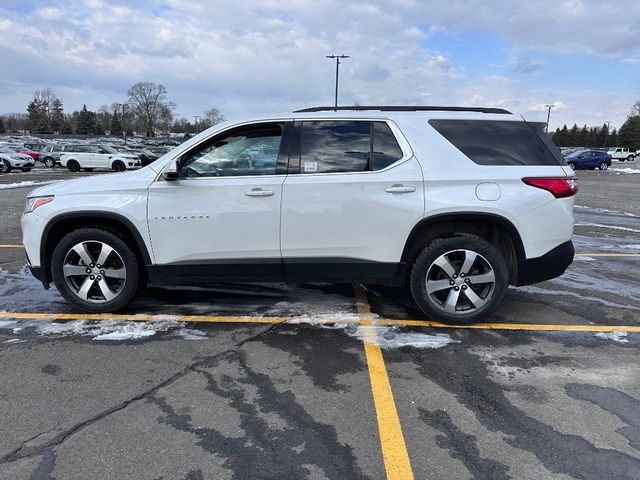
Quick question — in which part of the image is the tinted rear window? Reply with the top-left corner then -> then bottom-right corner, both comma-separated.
429,119 -> 562,166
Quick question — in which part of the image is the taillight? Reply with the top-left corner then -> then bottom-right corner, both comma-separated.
522,177 -> 578,198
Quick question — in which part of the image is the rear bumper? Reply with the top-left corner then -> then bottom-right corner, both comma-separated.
516,240 -> 574,286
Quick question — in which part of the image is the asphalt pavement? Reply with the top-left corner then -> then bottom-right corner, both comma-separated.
0,163 -> 639,479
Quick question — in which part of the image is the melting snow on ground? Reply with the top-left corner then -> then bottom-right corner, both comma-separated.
610,168 -> 640,174
0,180 -> 61,190
594,331 -> 628,343
346,324 -> 460,349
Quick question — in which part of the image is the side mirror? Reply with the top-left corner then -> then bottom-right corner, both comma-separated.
163,160 -> 181,181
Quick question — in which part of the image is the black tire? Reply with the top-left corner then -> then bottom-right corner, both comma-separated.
112,161 -> 126,172
3,160 -> 11,173
44,157 -> 56,168
409,234 -> 509,324
51,228 -> 140,313
627,155 -> 634,162
598,162 -> 609,170
22,168 -> 31,172
67,160 -> 80,172
567,162 -> 576,170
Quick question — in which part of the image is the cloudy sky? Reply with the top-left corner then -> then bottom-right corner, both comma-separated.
1,0 -> 638,129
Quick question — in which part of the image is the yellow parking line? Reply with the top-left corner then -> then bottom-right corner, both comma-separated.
355,286 -> 414,480
1,310 -> 639,333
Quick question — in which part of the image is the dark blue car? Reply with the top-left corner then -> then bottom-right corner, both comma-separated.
565,150 -> 612,170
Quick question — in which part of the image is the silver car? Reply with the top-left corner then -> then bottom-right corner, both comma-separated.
39,144 -> 82,168
0,146 -> 35,172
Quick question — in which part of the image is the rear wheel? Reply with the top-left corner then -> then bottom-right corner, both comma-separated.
629,155 -> 635,162
3,160 -> 11,173
44,157 -> 56,168
112,161 -> 126,172
598,162 -> 609,170
67,160 -> 80,172
51,228 -> 140,312
410,234 -> 509,324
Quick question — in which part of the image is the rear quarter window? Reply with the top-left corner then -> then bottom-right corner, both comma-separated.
429,119 -> 563,166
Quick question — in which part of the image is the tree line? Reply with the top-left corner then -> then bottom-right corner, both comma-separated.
0,82 -> 225,138
551,100 -> 640,149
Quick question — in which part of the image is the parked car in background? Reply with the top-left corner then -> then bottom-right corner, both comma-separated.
565,150 -> 612,170
39,144 -> 86,167
607,147 -> 636,162
0,145 -> 35,172
60,144 -> 141,172
9,145 -> 40,161
110,145 -> 159,166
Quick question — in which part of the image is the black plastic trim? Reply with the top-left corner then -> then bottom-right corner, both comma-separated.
401,212 -> 526,261
516,240 -> 574,286
148,258 -> 406,286
294,106 -> 512,114
40,211 -> 153,283
28,266 -> 50,290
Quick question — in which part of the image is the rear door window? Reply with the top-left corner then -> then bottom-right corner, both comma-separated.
295,120 -> 404,173
429,119 -> 562,166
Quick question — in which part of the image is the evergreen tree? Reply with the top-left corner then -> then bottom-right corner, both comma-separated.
36,116 -> 53,134
596,123 -> 609,147
110,111 -> 123,136
61,120 -> 74,134
26,99 -> 45,133
617,116 -> 640,149
0,117 -> 5,134
567,124 -> 579,146
76,105 -> 96,135
578,125 -> 589,146
609,128 -> 618,147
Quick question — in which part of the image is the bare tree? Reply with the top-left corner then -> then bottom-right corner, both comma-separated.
127,82 -> 175,137
202,108 -> 225,128
631,100 -> 640,117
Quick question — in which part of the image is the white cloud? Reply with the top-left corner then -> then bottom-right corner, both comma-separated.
0,0 -> 637,130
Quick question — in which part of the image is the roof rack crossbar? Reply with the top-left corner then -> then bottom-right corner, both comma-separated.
294,105 -> 512,114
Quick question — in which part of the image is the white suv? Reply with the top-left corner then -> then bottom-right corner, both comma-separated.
60,144 -> 141,172
606,147 -> 636,162
21,106 -> 577,323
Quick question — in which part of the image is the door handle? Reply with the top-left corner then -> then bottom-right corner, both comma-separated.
385,184 -> 416,194
245,188 -> 275,197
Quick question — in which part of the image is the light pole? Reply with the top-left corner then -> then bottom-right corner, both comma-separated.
544,104 -> 556,132
326,54 -> 349,111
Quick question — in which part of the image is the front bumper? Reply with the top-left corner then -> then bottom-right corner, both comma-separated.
516,240 -> 574,286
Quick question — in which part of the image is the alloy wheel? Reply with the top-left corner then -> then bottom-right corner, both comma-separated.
425,249 -> 496,315
62,241 -> 127,303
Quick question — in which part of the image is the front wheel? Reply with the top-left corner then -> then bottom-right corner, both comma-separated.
3,160 -> 11,173
629,155 -> 635,162
51,228 -> 140,312
44,157 -> 56,168
410,234 -> 509,324
112,161 -> 126,172
598,162 -> 609,170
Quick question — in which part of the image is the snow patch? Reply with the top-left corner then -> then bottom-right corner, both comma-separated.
0,180 -> 61,190
575,223 -> 640,233
610,168 -> 640,174
594,331 -> 628,343
176,328 -> 208,340
346,325 -> 459,349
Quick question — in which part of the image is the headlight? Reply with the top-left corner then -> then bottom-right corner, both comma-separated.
24,196 -> 54,214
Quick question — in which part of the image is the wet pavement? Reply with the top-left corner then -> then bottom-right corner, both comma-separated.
0,164 -> 639,479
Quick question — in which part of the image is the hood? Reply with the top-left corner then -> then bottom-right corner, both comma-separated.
27,166 -> 158,198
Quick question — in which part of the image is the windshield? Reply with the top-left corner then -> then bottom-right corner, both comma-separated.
566,151 -> 584,158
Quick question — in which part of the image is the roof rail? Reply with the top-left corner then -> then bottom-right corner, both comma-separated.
294,105 -> 512,114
